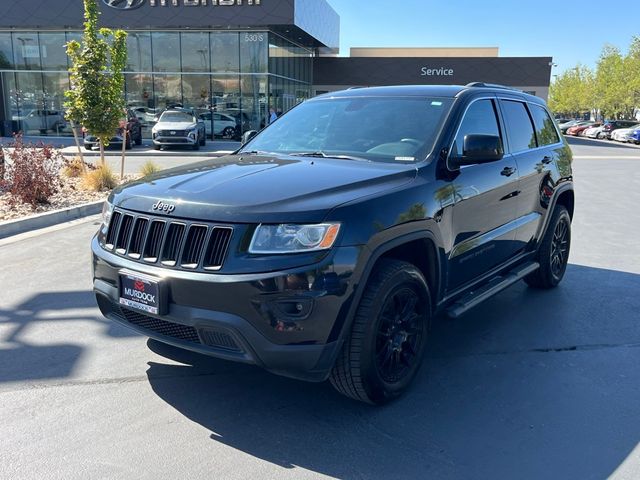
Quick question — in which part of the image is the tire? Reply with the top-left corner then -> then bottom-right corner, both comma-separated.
153,144 -> 161,151
84,145 -> 93,151
192,141 -> 200,151
200,134 -> 206,146
135,131 -> 143,146
125,137 -> 132,150
330,259 -> 431,404
525,205 -> 571,289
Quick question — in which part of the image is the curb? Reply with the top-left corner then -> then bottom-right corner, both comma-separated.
0,200 -> 104,240
59,149 -> 235,158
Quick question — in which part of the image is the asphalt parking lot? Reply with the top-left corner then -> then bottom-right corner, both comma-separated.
1,136 -> 639,479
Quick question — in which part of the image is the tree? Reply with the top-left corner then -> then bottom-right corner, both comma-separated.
548,64 -> 594,116
65,0 -> 127,166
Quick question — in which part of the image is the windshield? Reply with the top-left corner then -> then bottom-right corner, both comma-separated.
242,96 -> 453,163
159,111 -> 195,123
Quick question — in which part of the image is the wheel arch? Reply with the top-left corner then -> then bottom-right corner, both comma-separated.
328,229 -> 443,346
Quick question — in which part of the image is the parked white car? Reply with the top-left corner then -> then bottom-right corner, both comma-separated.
198,112 -> 237,139
611,125 -> 640,142
584,125 -> 605,139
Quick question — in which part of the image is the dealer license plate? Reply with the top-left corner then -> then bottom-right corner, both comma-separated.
119,272 -> 161,315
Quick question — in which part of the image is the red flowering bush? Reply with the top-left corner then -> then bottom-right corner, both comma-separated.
1,134 -> 63,208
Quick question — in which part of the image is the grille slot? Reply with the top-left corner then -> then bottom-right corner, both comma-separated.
204,227 -> 233,270
128,218 -> 149,259
115,214 -> 134,254
143,220 -> 166,262
181,225 -> 208,268
118,307 -> 200,344
161,223 -> 186,266
103,209 -> 234,271
105,211 -> 122,249
199,329 -> 242,352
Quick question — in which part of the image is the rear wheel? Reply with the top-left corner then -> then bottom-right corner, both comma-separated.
330,259 -> 431,404
192,141 -> 200,151
525,205 -> 571,289
222,127 -> 235,139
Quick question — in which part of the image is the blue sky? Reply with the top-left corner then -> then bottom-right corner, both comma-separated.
326,0 -> 638,74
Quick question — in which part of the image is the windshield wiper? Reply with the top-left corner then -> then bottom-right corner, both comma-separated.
291,151 -> 371,162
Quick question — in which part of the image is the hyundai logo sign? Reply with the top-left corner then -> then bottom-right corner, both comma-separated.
103,0 -> 262,8
102,0 -> 145,10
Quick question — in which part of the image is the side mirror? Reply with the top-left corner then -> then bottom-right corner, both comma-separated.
452,134 -> 504,168
241,130 -> 258,146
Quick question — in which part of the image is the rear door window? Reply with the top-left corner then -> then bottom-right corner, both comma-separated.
529,104 -> 560,146
500,100 -> 537,152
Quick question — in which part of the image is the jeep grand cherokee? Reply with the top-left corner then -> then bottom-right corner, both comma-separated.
92,84 -> 574,404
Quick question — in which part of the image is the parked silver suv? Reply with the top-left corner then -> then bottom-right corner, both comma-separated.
152,109 -> 206,150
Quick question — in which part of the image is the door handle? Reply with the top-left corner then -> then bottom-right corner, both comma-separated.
542,156 -> 553,165
501,166 -> 516,177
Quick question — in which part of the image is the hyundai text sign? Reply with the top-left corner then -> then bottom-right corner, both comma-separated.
421,67 -> 454,77
102,0 -> 261,8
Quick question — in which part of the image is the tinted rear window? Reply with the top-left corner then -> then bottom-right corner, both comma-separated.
529,104 -> 560,146
500,100 -> 536,152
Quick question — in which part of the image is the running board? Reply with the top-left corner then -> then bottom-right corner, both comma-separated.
446,261 -> 540,319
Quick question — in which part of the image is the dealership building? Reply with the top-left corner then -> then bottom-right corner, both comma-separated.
0,0 -> 552,139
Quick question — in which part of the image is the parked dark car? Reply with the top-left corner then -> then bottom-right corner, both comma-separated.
602,120 -> 639,139
84,109 -> 143,151
92,84 -> 574,404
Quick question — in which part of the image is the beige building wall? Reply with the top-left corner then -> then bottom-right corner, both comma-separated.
349,47 -> 500,58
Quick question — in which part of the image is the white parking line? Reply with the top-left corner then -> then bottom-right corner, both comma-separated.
573,156 -> 640,159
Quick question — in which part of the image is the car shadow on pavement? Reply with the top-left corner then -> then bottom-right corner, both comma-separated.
145,264 -> 640,479
0,290 -> 138,383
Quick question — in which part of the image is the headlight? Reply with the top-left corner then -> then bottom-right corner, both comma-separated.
249,223 -> 341,254
101,200 -> 114,228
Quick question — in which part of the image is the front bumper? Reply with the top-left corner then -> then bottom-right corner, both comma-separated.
92,236 -> 360,381
152,133 -> 197,146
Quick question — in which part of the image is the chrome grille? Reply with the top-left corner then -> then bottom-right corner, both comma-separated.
104,209 -> 233,271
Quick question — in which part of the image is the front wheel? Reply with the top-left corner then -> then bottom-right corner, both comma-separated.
525,205 -> 571,289
330,259 -> 431,404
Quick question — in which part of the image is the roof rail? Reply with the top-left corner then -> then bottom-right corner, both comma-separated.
465,82 -> 522,92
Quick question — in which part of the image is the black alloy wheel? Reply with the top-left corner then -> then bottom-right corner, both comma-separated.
375,286 -> 424,383
550,217 -> 570,280
330,259 -> 431,404
525,205 -> 571,289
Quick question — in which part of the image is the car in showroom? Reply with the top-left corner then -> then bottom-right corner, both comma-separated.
92,84 -> 574,404
84,109 -> 143,151
12,109 -> 67,135
198,111 -> 238,139
151,109 -> 206,150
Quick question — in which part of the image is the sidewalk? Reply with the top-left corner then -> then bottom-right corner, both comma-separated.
1,135 -> 240,157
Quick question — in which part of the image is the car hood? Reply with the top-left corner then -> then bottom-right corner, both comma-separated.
153,122 -> 197,130
111,154 -> 418,223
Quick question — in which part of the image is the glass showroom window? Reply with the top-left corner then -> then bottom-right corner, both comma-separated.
181,32 -> 210,73
153,74 -> 182,109
151,32 -> 180,73
126,32 -> 152,72
14,72 -> 44,133
39,32 -> 68,71
211,32 -> 239,73
42,72 -> 71,136
1,72 -> 18,122
241,74 -> 267,132
212,75 -> 240,138
0,33 -> 13,69
240,32 -> 267,74
125,73 -> 154,137
12,33 -> 40,70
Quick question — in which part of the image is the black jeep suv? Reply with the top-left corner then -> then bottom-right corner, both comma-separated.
92,84 -> 574,404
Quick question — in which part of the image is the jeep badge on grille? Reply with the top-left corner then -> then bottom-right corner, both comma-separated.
152,201 -> 176,214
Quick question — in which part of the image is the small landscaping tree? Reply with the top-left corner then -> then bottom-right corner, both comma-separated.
65,0 -> 127,167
